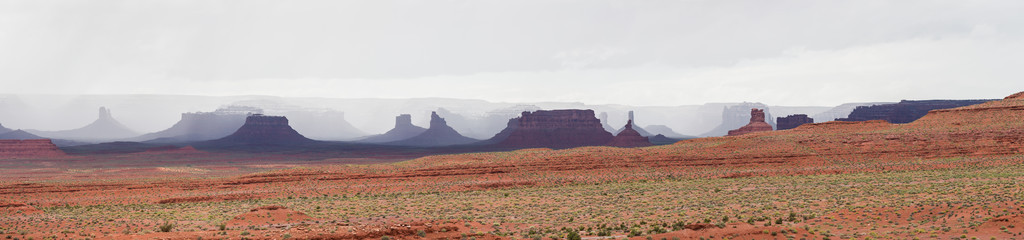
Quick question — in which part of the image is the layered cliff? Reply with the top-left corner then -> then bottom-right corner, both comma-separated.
837,100 -> 993,124
607,120 -> 653,147
359,114 -> 428,143
0,139 -> 65,158
490,109 -> 614,148
776,114 -> 815,130
727,108 -> 774,136
387,112 -> 477,147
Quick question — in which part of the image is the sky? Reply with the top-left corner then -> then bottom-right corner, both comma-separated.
1,0 -> 1023,106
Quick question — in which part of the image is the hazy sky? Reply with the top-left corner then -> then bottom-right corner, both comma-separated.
2,0 -> 1023,106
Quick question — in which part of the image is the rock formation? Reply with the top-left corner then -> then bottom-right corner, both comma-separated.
811,102 -> 891,123
607,120 -> 653,147
776,114 -> 815,130
212,114 -> 313,144
489,109 -> 614,148
837,100 -> 994,124
132,106 -> 260,143
359,114 -> 428,143
27,107 -> 139,142
0,139 -> 65,158
614,111 -> 653,137
727,108 -> 774,136
701,103 -> 775,137
387,112 -> 478,147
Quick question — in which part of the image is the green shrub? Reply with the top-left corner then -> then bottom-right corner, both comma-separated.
158,223 -> 173,232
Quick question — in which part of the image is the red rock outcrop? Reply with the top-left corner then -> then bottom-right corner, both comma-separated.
727,108 -> 774,136
0,139 -> 65,158
213,114 -> 313,144
491,109 -> 614,148
607,120 -> 653,147
776,114 -> 815,130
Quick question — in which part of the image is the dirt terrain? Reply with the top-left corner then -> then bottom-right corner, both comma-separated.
2,92 -> 1024,239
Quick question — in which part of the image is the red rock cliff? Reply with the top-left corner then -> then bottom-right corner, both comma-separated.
494,109 -> 613,148
0,139 -> 65,158
727,108 -> 774,136
776,114 -> 815,130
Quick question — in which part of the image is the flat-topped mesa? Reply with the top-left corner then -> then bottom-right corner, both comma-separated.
837,99 -> 994,124
0,139 -> 65,158
608,120 -> 653,147
214,114 -> 312,144
359,114 -> 428,143
727,108 -> 774,136
133,107 -> 260,142
386,112 -> 477,147
492,109 -> 614,148
777,114 -> 815,130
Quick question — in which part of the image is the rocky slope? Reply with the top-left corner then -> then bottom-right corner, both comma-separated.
607,120 -> 653,147
359,114 -> 428,143
490,109 -> 614,148
387,112 -> 478,147
727,108 -> 774,136
837,100 -> 993,124
776,114 -> 815,130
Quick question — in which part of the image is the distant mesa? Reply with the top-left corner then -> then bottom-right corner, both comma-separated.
726,108 -> 774,136
776,114 -> 815,130
26,107 -> 139,142
607,120 -> 653,147
614,111 -> 653,137
489,109 -> 614,149
284,109 -> 365,141
643,125 -> 691,139
359,114 -> 428,143
811,102 -> 891,123
211,114 -> 313,144
0,122 -> 11,135
598,112 -> 617,133
0,139 -> 65,158
837,99 -> 994,124
648,134 -> 682,145
133,106 -> 261,143
702,103 -> 775,137
386,112 -> 478,147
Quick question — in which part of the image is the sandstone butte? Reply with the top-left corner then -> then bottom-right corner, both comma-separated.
359,114 -> 428,143
492,109 -> 614,148
776,114 -> 815,130
387,111 -> 477,147
726,108 -> 774,136
0,139 -> 65,158
607,120 -> 654,147
213,114 -> 313,144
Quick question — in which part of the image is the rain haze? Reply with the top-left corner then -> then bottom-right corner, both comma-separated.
1,0 -> 1023,135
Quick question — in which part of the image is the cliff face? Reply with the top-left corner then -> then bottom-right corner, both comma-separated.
359,114 -> 428,143
0,139 -> 65,158
387,112 -> 477,147
607,120 -> 653,147
133,107 -> 259,143
776,114 -> 815,130
27,107 -> 139,142
213,115 -> 313,144
492,109 -> 614,148
727,108 -> 774,136
837,100 -> 993,124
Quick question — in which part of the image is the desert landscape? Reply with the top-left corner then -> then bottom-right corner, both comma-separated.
1,92 -> 1023,240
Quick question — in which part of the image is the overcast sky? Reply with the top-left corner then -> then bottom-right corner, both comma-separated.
2,0 -> 1023,106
